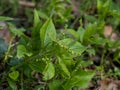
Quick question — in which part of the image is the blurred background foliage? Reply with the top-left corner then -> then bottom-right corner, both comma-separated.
0,0 -> 120,31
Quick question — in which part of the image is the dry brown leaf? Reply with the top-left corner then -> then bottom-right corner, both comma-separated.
0,22 -> 11,43
0,29 -> 11,43
71,0 -> 80,15
104,25 -> 118,41
19,0 -> 35,8
98,78 -> 120,90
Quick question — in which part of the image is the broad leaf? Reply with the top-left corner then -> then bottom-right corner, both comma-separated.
7,78 -> 17,90
29,60 -> 46,73
57,57 -> 70,78
17,45 -> 26,59
40,18 -> 56,47
8,23 -> 24,36
59,38 -> 86,55
63,70 -> 94,89
42,61 -> 55,80
67,29 -> 78,39
9,71 -> 19,81
49,80 -> 63,90
91,37 -> 108,45
83,23 -> 97,42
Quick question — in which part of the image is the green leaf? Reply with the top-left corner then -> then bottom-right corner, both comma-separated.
84,14 -> 97,23
0,16 -> 13,21
77,27 -> 85,43
31,9 -> 42,51
83,23 -> 97,42
63,70 -> 94,89
49,80 -> 63,90
17,45 -> 26,59
34,85 -> 44,90
86,48 -> 95,55
43,61 -> 55,80
91,37 -> 108,45
9,71 -> 19,81
9,57 -> 22,66
67,29 -> 78,39
97,0 -> 102,12
38,10 -> 49,19
109,40 -> 120,48
7,78 -> 17,90
73,70 -> 94,89
57,57 -> 70,78
8,23 -> 24,36
40,18 -> 56,47
59,38 -> 86,55
34,9 -> 40,29
29,60 -> 46,73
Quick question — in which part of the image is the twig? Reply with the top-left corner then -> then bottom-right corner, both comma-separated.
19,0 -> 35,8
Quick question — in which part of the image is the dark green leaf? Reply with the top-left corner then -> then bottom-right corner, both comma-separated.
0,39 -> 8,56
29,60 -> 46,73
7,78 -> 17,90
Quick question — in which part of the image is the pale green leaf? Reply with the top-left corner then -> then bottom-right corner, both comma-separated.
9,71 -> 19,81
17,45 -> 26,59
8,23 -> 24,36
0,16 -> 13,21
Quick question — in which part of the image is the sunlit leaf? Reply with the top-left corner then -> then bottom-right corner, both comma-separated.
17,45 -> 26,59
43,61 -> 55,80
63,70 -> 94,89
9,71 -> 19,80
40,18 -> 56,47
0,16 -> 13,21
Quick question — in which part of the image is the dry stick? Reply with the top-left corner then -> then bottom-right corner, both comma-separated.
19,1 -> 35,8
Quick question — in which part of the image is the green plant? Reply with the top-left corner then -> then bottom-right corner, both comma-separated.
0,10 -> 94,90
0,0 -> 120,90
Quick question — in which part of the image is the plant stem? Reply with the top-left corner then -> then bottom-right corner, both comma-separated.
4,37 -> 14,63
